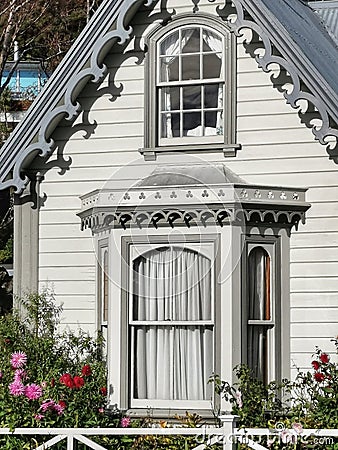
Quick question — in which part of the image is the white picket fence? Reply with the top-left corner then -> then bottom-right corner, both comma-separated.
0,415 -> 337,450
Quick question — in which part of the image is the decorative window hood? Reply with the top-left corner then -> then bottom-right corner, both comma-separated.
77,164 -> 310,232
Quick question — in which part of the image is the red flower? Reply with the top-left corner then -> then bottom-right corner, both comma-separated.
58,400 -> 66,409
81,365 -> 92,377
73,376 -> 85,389
312,360 -> 320,371
4,338 -> 11,345
319,353 -> 330,364
314,372 -> 325,382
60,373 -> 75,389
100,386 -> 107,396
51,378 -> 55,387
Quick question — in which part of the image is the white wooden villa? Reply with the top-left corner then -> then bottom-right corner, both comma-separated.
0,0 -> 337,418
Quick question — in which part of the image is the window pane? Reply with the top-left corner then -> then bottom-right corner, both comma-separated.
133,325 -> 213,400
160,56 -> 179,82
204,112 -> 218,135
247,325 -> 268,383
248,247 -> 271,321
182,28 -> 200,53
161,87 -> 180,111
202,29 -> 222,52
133,247 -> 211,321
161,112 -> 180,138
203,53 -> 222,79
182,55 -> 200,80
183,85 -> 201,110
204,84 -> 222,109
160,30 -> 179,55
184,112 -> 202,136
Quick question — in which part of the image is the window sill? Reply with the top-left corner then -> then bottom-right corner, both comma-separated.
139,143 -> 242,161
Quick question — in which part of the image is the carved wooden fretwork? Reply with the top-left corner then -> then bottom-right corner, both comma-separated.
211,0 -> 338,149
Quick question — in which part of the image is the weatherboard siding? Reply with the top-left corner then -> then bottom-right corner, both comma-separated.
36,0 -> 337,371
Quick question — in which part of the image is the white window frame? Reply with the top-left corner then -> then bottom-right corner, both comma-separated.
123,235 -> 219,411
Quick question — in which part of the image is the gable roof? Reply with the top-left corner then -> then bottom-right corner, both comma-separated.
1,0 -> 338,194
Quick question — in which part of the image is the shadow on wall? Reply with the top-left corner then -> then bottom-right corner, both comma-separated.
0,266 -> 13,314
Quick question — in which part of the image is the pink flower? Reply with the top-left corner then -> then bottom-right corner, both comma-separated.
40,399 -> 64,415
320,353 -> 330,364
292,423 -> 303,435
98,407 -> 104,413
34,414 -> 44,421
234,390 -> 243,408
11,352 -> 27,369
25,383 -> 43,400
120,416 -> 131,428
53,403 -> 65,416
40,399 -> 57,412
9,380 -> 25,396
0,371 -> 3,380
14,369 -> 27,382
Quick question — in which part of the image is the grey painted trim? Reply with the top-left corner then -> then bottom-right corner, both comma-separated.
13,180 -> 40,302
97,238 -> 109,331
0,0 -> 158,194
143,12 -> 238,158
224,0 -> 338,147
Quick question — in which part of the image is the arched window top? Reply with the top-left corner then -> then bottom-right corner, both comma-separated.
132,245 -> 212,263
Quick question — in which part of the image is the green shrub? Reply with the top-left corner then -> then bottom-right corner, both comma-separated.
211,338 -> 338,449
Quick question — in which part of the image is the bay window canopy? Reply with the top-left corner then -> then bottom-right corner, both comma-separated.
78,164 -> 309,232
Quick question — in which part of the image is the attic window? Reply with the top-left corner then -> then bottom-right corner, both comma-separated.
158,26 -> 224,143
141,16 -> 238,160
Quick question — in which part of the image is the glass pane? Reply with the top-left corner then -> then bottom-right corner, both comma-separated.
182,55 -> 200,80
161,87 -> 180,112
133,325 -> 213,400
204,111 -> 219,135
160,30 -> 179,55
133,247 -> 211,321
247,325 -> 268,383
182,28 -> 200,53
160,112 -> 180,138
204,84 -> 221,109
184,112 -> 202,136
160,56 -> 179,82
183,85 -> 201,110
202,29 -> 222,52
203,54 -> 222,79
248,247 -> 271,321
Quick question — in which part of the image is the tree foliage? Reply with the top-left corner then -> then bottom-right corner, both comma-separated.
0,0 -> 102,95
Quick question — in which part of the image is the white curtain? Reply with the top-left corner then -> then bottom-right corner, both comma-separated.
247,247 -> 270,382
161,27 -> 224,138
133,247 -> 212,400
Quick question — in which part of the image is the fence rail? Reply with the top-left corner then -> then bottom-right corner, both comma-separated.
0,416 -> 337,450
